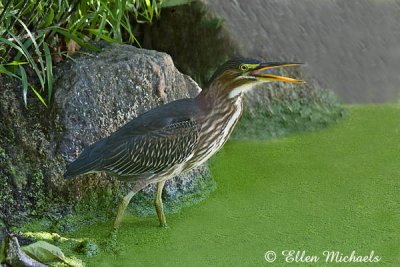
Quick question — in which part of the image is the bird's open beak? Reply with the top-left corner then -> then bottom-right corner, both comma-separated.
250,62 -> 304,83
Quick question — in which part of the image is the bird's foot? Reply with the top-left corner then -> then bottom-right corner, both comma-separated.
113,212 -> 124,230
159,222 -> 168,228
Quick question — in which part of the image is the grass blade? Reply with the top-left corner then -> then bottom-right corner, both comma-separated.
2,61 -> 29,66
121,18 -> 140,46
98,11 -> 107,36
14,31 -> 44,62
4,33 -> 45,87
17,18 -> 46,83
42,42 -> 53,103
0,64 -> 22,79
42,7 -> 55,28
88,29 -> 121,43
30,85 -> 48,107
18,65 -> 28,107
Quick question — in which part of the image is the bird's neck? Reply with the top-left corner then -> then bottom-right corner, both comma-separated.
196,80 -> 244,112
195,82 -> 244,140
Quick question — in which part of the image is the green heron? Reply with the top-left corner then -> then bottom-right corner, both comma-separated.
64,58 -> 303,229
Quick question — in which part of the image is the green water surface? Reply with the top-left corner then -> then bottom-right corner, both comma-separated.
70,105 -> 400,266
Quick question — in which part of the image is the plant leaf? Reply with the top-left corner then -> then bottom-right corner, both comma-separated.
42,42 -> 53,103
43,8 -> 55,28
17,18 -> 46,84
22,241 -> 66,263
30,85 -> 48,107
18,65 -> 29,107
2,61 -> 29,66
49,26 -> 100,51
22,241 -> 82,266
88,29 -> 121,43
0,65 -> 22,79
98,11 -> 107,36
3,33 -> 45,87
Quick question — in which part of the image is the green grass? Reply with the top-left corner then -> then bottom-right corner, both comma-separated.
51,104 -> 400,266
0,0 -> 162,107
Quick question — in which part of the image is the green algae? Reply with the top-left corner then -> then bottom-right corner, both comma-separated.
232,87 -> 345,140
60,104 -> 400,266
12,172 -> 216,235
14,104 -> 400,266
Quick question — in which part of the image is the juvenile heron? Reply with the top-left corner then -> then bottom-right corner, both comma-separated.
64,58 -> 303,229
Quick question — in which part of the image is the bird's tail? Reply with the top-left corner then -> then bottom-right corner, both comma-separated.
64,148 -> 101,179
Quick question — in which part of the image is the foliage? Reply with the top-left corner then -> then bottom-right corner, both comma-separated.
0,0 -> 161,107
22,240 -> 83,266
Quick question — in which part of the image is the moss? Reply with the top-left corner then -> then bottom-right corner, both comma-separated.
0,147 -> 5,159
10,170 -> 216,238
26,170 -> 47,216
47,173 -> 215,233
232,88 -> 346,140
74,240 -> 99,257
8,159 -> 26,189
0,176 -> 15,212
0,124 -> 50,227
0,238 -> 5,264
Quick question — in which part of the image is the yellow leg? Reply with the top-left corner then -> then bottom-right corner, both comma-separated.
113,181 -> 148,229
154,181 -> 167,227
113,191 -> 136,229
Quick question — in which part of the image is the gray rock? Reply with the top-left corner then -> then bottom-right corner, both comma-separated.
53,43 -> 213,213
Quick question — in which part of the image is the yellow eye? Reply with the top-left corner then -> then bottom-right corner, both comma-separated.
239,64 -> 249,71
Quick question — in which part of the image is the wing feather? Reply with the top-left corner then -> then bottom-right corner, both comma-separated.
101,120 -> 200,177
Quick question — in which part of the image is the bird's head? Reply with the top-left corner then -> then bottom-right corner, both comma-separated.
202,58 -> 304,99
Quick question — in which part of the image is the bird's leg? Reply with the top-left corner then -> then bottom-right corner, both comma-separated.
113,181 -> 147,229
113,191 -> 135,229
154,180 -> 167,227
